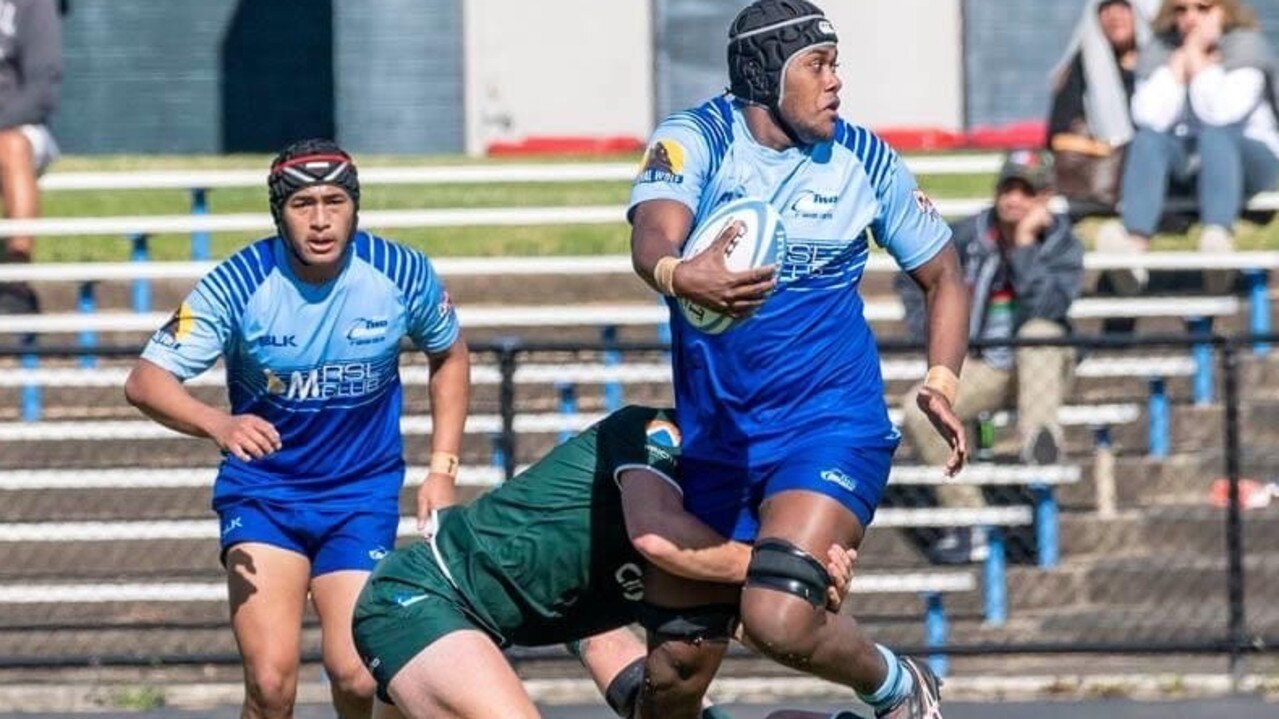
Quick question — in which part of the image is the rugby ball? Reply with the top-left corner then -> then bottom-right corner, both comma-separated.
677,197 -> 786,335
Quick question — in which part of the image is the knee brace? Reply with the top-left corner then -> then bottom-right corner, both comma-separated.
603,656 -> 645,718
636,602 -> 739,644
744,538 -> 831,608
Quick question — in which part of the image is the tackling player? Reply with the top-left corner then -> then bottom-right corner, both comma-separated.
124,139 -> 470,719
628,1 -> 971,717
352,405 -> 854,719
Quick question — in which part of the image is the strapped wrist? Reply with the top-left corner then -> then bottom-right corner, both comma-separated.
923,365 -> 960,406
653,256 -> 680,297
430,451 -> 459,478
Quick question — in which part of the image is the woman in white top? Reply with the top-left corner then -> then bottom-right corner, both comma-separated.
1099,0 -> 1279,293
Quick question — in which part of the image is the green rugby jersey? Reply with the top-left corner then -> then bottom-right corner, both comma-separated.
432,405 -> 681,646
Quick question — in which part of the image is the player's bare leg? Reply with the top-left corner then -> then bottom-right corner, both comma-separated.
0,129 -> 37,261
226,543 -> 310,719
573,627 -> 646,695
370,699 -> 406,719
637,570 -> 738,719
311,570 -> 377,719
386,630 -> 540,719
743,491 -> 941,718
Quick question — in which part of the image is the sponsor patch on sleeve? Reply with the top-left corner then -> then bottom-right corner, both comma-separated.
635,139 -> 687,185
437,290 -> 454,319
151,302 -> 196,348
913,189 -> 941,221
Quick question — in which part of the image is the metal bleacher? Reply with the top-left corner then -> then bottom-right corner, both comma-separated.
1,154 -> 1276,674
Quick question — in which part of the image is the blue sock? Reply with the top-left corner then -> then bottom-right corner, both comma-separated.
856,644 -> 914,714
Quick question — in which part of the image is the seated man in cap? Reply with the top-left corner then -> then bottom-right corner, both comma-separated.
896,151 -> 1085,564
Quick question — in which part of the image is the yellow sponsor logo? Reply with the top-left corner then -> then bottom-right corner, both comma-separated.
153,302 -> 198,347
636,139 -> 687,184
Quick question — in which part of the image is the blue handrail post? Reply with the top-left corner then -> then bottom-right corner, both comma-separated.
923,591 -> 949,678
1188,316 -> 1213,405
131,233 -> 151,312
556,382 -> 577,445
490,433 -> 505,470
983,526 -> 1007,626
1148,377 -> 1169,458
1244,269 -> 1270,356
20,339 -> 40,422
1031,483 -> 1059,568
190,188 -> 210,261
77,282 -> 98,369
601,324 -> 622,412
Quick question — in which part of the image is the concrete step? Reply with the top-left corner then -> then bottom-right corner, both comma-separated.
0,600 -> 232,630
1081,551 -> 1279,608
0,626 -> 321,662
1060,505 -> 1279,559
0,432 -> 569,470
1030,601 -> 1279,644
0,483 -> 493,523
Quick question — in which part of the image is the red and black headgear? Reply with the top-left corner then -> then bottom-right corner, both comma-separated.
267,138 -> 360,236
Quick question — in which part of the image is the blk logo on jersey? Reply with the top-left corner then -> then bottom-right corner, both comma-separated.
258,334 -> 297,348
221,516 -> 243,536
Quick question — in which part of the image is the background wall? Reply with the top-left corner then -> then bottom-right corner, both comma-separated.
463,0 -> 653,155
44,0 -> 1279,154
334,0 -> 464,155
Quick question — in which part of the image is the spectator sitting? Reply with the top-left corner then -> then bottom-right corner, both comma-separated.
897,151 -> 1085,565
0,0 -> 62,317
1097,0 -> 1279,295
1048,0 -> 1153,213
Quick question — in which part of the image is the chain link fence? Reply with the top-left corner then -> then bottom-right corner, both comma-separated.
0,335 -> 1275,670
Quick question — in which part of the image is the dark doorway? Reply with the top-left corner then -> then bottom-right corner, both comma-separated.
221,0 -> 334,152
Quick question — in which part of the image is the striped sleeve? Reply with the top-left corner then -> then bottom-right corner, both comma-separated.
839,122 -> 951,271
139,251 -> 267,379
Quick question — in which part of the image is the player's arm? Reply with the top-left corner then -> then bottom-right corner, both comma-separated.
628,118 -> 773,317
125,284 -> 281,462
421,335 -> 471,517
907,244 -> 968,384
875,156 -> 970,476
904,244 -> 969,476
407,257 -> 471,527
124,360 -> 281,462
618,467 -> 751,584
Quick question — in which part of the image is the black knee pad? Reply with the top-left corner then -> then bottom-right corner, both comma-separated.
636,602 -> 740,644
603,655 -> 645,718
745,538 -> 831,608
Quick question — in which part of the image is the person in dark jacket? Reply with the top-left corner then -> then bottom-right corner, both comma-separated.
896,150 -> 1085,565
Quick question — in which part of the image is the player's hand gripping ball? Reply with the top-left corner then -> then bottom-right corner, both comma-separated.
677,197 -> 787,334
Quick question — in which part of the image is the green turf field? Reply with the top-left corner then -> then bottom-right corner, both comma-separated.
32,154 -> 1279,262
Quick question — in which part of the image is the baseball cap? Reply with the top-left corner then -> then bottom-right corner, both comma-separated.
996,150 -> 1053,194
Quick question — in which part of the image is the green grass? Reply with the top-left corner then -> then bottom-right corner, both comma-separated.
28,155 -> 1279,262
109,685 -> 165,711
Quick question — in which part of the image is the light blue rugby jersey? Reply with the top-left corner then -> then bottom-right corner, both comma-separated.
629,96 -> 951,465
141,231 -> 460,511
